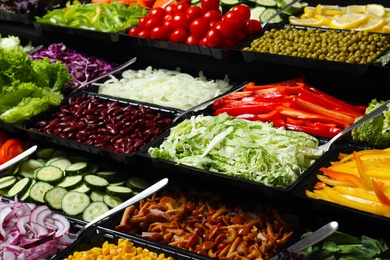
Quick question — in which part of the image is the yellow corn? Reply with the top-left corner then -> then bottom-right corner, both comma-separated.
64,239 -> 175,260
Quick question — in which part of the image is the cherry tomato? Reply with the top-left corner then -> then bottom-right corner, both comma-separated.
138,29 -> 150,38
145,17 -> 162,30
190,18 -> 209,39
206,27 -> 223,48
201,0 -> 220,12
221,39 -> 234,48
128,27 -> 141,36
175,2 -> 191,13
222,10 -> 245,31
171,13 -> 190,30
148,7 -> 166,21
242,19 -> 262,36
186,34 -> 199,45
231,4 -> 251,20
165,4 -> 177,15
170,28 -> 188,43
0,139 -> 24,165
199,37 -> 208,46
214,20 -> 235,40
233,31 -> 246,43
137,17 -> 149,30
203,9 -> 221,22
150,25 -> 170,40
186,6 -> 203,21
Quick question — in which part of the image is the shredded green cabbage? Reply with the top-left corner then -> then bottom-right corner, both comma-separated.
148,113 -> 324,188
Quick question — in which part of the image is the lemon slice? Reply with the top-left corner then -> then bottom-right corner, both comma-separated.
346,5 -> 366,14
355,17 -> 386,32
366,4 -> 385,17
330,13 -> 368,29
316,4 -> 346,15
314,13 -> 333,25
304,6 -> 317,17
289,16 -> 323,27
382,22 -> 390,33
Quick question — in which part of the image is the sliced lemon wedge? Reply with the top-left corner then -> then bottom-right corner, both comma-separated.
355,17 -> 386,32
366,4 -> 385,17
314,13 -> 333,26
316,4 -> 346,15
289,16 -> 323,27
330,13 -> 368,29
346,5 -> 366,13
382,22 -> 390,33
304,6 -> 317,17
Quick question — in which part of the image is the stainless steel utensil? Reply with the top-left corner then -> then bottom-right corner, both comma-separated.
261,0 -> 301,29
0,145 -> 37,172
270,221 -> 339,260
318,99 -> 390,152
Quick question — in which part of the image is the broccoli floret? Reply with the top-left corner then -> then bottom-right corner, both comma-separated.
351,99 -> 390,149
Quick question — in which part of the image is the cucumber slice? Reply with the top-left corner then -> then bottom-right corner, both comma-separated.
256,0 -> 277,7
250,6 -> 266,20
20,179 -> 36,202
65,162 -> 89,176
44,186 -> 68,210
106,185 -> 133,199
71,183 -> 91,194
7,177 -> 32,198
0,176 -> 17,190
35,165 -> 64,184
220,0 -> 241,12
260,8 -> 283,23
84,175 -> 109,190
45,156 -> 67,166
50,149 -> 69,158
126,177 -> 149,192
103,194 -> 123,208
90,190 -> 105,202
19,159 -> 45,179
82,201 -> 109,222
35,148 -> 55,159
96,171 -> 121,182
29,181 -> 54,203
57,175 -> 83,190
47,158 -> 72,171
62,191 -> 90,216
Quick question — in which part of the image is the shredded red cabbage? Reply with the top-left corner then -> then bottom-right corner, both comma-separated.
30,43 -> 114,89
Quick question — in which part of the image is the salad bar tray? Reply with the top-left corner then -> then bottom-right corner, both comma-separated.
0,12 -> 32,24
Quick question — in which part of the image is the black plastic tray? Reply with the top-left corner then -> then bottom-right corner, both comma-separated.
138,118 -> 337,199
291,143 -> 390,228
21,92 -> 178,165
53,226 -> 213,260
0,12 -> 32,24
120,31 -> 232,60
236,24 -> 390,76
33,22 -> 126,42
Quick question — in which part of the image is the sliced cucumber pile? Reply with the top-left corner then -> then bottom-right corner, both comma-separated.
0,147 -> 152,222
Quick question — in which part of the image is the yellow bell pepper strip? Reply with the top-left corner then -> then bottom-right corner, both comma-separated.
353,151 -> 374,190
320,167 -> 370,190
372,177 -> 390,206
316,174 -> 354,187
322,186 -> 390,218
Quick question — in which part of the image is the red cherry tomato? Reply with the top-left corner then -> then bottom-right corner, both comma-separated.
222,10 -> 245,31
171,13 -> 190,30
186,34 -> 199,45
190,18 -> 210,39
203,9 -> 221,22
199,37 -> 208,46
138,17 -> 149,30
242,19 -> 262,36
0,139 -> 24,165
175,2 -> 191,13
214,20 -> 235,40
170,28 -> 188,43
145,17 -> 162,30
221,39 -> 234,48
148,7 -> 166,21
150,25 -> 170,40
128,27 -> 141,36
233,31 -> 246,43
231,4 -> 251,20
206,28 -> 223,48
186,6 -> 203,21
201,0 -> 220,12
138,29 -> 150,38
165,4 -> 177,15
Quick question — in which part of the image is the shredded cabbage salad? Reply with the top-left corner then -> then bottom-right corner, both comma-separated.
96,66 -> 231,110
148,113 -> 324,187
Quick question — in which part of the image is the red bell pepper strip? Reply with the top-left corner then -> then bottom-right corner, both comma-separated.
320,167 -> 370,189
291,97 -> 355,126
307,86 -> 367,114
214,104 -> 274,116
243,77 -> 306,91
272,119 -> 342,138
236,110 -> 281,121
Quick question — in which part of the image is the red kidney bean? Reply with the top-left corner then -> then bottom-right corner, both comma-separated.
106,124 -> 118,135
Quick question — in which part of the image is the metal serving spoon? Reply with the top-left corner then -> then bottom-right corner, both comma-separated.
0,145 -> 37,172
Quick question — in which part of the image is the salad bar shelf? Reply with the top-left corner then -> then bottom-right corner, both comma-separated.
1,0 -> 390,259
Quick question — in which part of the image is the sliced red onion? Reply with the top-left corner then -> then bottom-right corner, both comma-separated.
29,222 -> 49,238
16,215 -> 29,235
50,214 -> 70,238
0,206 -> 12,238
30,205 -> 50,225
